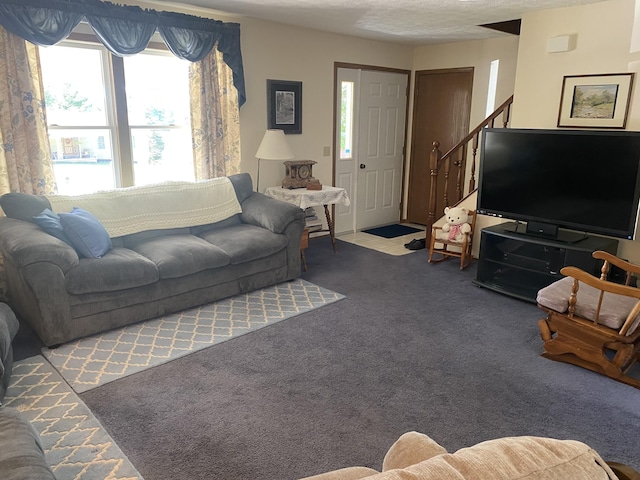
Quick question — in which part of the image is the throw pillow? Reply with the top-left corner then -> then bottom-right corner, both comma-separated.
32,209 -> 75,247
59,207 -> 112,258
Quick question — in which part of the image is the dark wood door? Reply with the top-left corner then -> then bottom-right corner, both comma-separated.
407,68 -> 473,225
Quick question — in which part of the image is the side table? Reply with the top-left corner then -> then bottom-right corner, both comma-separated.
264,185 -> 351,253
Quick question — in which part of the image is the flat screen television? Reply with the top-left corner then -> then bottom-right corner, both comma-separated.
477,128 -> 640,242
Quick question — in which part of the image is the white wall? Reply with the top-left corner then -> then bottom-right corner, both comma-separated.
238,18 -> 413,191
136,1 -> 413,192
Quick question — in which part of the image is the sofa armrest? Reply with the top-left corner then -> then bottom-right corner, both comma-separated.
381,431 -> 447,471
240,192 -> 305,234
299,466 -> 380,480
0,303 -> 19,403
0,217 -> 79,273
0,407 -> 56,480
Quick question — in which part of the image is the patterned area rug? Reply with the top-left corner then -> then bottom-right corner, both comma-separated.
4,356 -> 143,480
43,279 -> 344,393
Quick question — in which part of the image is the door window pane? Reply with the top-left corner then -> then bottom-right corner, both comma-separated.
340,81 -> 354,159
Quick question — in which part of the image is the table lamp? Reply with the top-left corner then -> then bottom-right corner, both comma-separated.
255,129 -> 294,192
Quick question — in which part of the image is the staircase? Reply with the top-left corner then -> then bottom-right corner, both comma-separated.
425,95 -> 514,240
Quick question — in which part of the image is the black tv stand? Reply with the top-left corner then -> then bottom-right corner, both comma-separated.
503,222 -> 589,244
474,222 -> 618,303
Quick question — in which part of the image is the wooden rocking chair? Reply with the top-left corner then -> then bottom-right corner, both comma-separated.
428,209 -> 476,270
537,250 -> 640,388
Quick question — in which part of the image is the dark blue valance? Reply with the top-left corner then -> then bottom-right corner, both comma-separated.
0,0 -> 246,105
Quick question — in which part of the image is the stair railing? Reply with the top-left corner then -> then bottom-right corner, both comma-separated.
426,95 -> 514,239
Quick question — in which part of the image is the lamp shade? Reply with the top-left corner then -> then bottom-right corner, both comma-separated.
255,129 -> 294,160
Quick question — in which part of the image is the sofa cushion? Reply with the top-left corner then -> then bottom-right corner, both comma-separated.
122,228 -> 191,245
65,247 -> 160,295
198,224 -> 288,264
190,215 -> 242,236
537,276 -> 639,331
0,407 -> 56,480
0,193 -> 51,221
59,207 -> 113,258
128,234 -> 230,279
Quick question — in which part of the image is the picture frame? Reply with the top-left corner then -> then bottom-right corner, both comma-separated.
557,73 -> 634,129
267,79 -> 302,134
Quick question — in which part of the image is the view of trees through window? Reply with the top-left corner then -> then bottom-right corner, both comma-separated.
40,42 -> 193,195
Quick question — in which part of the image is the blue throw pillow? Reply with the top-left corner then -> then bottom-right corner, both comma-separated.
32,208 -> 75,247
59,207 -> 112,258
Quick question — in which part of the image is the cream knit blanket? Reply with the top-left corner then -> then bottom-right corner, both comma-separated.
46,177 -> 242,237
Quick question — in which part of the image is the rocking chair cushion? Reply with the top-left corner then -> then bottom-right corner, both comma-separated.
537,276 -> 640,333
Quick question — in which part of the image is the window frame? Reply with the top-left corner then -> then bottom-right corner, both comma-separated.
43,30 -> 185,190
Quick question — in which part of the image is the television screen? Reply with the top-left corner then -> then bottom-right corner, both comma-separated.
477,128 -> 640,240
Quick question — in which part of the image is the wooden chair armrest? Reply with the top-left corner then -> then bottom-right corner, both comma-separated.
560,266 -> 640,335
607,462 -> 640,480
560,266 -> 640,299
593,250 -> 640,276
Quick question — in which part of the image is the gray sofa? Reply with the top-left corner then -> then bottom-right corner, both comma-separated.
0,173 -> 305,347
0,302 -> 56,479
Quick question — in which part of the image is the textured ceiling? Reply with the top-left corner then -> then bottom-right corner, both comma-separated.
152,0 -> 608,45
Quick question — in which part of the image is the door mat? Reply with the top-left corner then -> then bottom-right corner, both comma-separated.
42,279 -> 345,393
4,356 -> 143,480
362,224 -> 423,238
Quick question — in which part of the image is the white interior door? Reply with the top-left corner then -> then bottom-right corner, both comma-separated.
334,68 -> 408,233
356,70 -> 407,230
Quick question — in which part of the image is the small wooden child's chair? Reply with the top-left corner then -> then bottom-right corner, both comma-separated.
537,250 -> 640,388
428,209 -> 476,270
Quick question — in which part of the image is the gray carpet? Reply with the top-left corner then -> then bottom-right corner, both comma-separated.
79,239 -> 640,479
42,279 -> 344,393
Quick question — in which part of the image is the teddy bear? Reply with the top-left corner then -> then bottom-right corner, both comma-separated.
439,206 -> 471,242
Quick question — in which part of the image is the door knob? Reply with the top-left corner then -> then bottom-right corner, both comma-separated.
359,164 -> 366,169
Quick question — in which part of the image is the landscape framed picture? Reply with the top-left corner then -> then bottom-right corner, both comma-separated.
267,79 -> 302,134
557,73 -> 634,128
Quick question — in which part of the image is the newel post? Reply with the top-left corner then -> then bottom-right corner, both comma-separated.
426,141 -> 441,241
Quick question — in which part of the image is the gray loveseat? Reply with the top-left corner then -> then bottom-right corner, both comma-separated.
0,173 -> 305,347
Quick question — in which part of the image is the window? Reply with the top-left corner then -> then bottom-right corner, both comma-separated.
485,59 -> 500,118
40,40 -> 193,195
340,81 -> 354,159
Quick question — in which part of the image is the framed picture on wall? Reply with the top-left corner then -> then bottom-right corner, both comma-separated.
267,79 -> 302,134
557,73 -> 634,129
